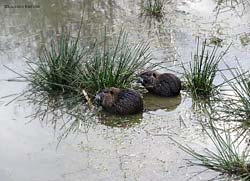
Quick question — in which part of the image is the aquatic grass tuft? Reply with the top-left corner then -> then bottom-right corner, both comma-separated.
141,0 -> 165,18
181,38 -> 229,98
78,29 -> 155,94
173,120 -> 250,180
217,62 -> 250,123
5,26 -> 156,100
25,30 -> 86,96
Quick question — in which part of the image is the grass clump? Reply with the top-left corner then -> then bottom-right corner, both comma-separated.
25,31 -> 85,96
173,120 -> 250,180
181,38 -> 229,98
218,62 -> 250,122
7,27 -> 155,101
26,28 -> 155,97
78,29 -> 155,94
141,0 -> 165,18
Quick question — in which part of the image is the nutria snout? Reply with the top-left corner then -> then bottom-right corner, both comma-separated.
95,87 -> 144,115
138,71 -> 181,97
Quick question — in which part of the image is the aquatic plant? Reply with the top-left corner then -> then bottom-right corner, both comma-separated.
181,39 -> 229,98
141,0 -> 165,18
6,26 -> 155,102
25,30 -> 86,96
217,62 -> 250,123
78,29 -> 155,94
215,0 -> 250,16
173,120 -> 250,180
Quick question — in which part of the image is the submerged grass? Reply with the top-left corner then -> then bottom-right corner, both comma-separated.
173,120 -> 250,180
181,38 -> 230,98
141,0 -> 165,18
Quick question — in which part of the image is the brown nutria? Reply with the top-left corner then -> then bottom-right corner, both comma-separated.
95,87 -> 143,115
138,71 -> 181,97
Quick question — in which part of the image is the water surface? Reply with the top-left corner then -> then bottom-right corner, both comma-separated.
1,0 -> 250,180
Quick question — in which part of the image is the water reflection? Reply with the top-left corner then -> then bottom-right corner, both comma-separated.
1,0 -> 250,180
97,112 -> 143,128
20,90 -> 181,140
0,0 -> 117,63
138,0 -> 178,64
21,92 -> 97,144
144,93 -> 182,112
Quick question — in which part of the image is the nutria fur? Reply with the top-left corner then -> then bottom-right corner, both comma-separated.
95,87 -> 143,115
138,71 -> 181,97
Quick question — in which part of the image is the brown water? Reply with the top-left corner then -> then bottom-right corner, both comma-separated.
1,0 -> 250,180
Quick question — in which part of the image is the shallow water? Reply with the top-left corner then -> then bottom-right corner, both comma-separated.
1,0 -> 250,180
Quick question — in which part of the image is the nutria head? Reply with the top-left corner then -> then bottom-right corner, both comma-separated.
137,71 -> 159,89
95,87 -> 120,108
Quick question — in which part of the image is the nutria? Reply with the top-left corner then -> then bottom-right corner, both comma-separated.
95,87 -> 143,115
138,71 -> 181,97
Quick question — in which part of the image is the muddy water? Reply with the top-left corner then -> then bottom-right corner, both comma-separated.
1,0 -> 250,180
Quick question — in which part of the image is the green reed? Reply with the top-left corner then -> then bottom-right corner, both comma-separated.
173,120 -> 250,180
181,39 -> 229,98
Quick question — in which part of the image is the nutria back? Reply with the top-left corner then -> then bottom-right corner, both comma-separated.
95,87 -> 143,115
138,71 -> 181,97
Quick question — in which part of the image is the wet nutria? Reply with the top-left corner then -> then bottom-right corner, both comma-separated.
95,87 -> 143,115
138,71 -> 181,97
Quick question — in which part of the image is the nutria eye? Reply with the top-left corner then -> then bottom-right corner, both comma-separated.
152,73 -> 156,78
110,91 -> 114,95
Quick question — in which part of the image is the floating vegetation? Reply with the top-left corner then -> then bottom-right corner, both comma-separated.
173,120 -> 250,180
181,38 -> 229,98
141,0 -> 165,18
